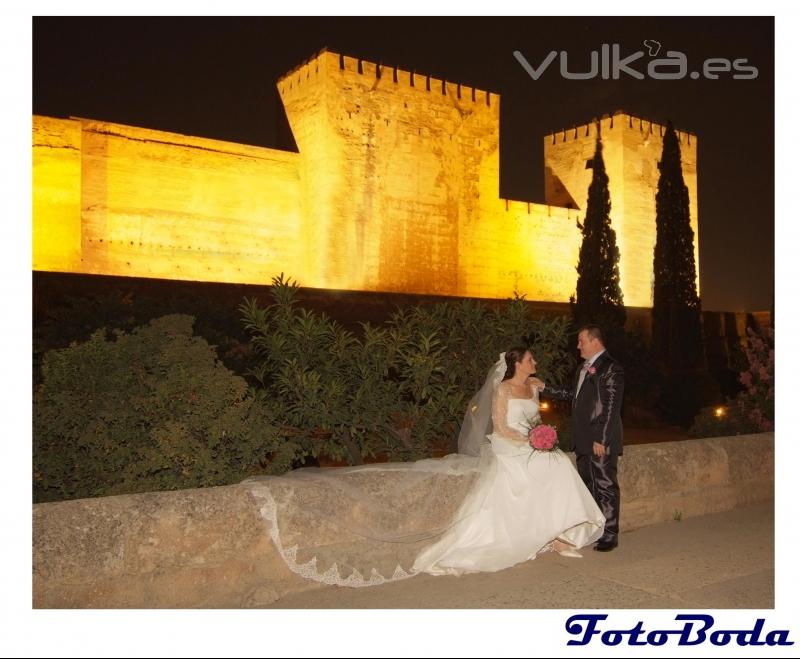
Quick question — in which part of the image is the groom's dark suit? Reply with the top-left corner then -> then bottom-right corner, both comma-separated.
542,350 -> 624,547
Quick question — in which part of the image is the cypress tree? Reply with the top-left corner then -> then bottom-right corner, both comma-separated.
572,121 -> 626,330
651,121 -> 710,423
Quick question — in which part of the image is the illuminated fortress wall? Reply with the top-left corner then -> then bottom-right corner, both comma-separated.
544,114 -> 699,307
467,144 -> 581,300
33,116 -> 82,273
33,50 -> 699,305
33,117 -> 304,284
280,51 -> 476,294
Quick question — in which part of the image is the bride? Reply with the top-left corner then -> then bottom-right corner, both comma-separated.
244,347 -> 605,587
412,347 -> 604,574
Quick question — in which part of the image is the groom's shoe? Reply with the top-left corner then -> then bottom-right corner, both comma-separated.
593,539 -> 618,552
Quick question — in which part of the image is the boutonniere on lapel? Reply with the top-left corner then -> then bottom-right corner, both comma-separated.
586,366 -> 597,376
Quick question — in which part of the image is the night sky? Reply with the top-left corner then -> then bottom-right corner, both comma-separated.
32,16 -> 774,312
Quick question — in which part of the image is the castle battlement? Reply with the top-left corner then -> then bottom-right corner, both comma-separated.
32,49 -> 699,308
498,197 -> 577,219
546,110 -> 695,145
279,48 -> 498,110
543,108 -> 699,307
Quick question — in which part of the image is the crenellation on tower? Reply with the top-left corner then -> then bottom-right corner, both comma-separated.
544,108 -> 699,307
302,49 -> 500,107
279,46 -> 328,80
341,53 -> 360,74
277,56 -> 325,98
33,50 -> 698,307
396,68 -> 412,87
547,112 -> 696,150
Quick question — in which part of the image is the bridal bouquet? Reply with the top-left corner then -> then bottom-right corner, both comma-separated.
529,423 -> 559,452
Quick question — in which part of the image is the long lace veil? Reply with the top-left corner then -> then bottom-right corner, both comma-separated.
458,352 -> 507,455
242,354 -> 507,587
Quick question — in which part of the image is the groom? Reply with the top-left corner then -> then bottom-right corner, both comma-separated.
538,325 -> 624,551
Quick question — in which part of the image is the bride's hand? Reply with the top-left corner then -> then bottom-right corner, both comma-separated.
530,377 -> 545,392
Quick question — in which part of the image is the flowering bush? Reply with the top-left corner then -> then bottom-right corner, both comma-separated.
689,325 -> 774,438
736,326 -> 774,432
529,424 -> 559,451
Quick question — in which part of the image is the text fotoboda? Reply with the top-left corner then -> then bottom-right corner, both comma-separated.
565,614 -> 793,647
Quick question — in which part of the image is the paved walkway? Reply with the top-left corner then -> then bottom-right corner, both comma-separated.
266,501 -> 774,608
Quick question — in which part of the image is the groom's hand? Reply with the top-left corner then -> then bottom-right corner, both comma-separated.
592,441 -> 606,458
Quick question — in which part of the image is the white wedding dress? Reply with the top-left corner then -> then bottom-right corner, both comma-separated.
243,365 -> 605,588
412,383 -> 605,575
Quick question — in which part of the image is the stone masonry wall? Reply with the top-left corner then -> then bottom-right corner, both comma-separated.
34,53 -> 699,306
33,117 -> 304,284
544,112 -> 699,308
33,433 -> 773,608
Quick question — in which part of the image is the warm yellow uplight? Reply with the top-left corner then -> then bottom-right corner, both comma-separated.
715,407 -> 726,418
32,117 -> 82,273
32,52 -> 700,305
539,401 -> 550,411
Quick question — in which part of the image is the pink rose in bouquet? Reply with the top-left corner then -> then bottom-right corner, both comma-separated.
529,424 -> 558,451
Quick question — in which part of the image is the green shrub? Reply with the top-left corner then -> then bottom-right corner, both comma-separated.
240,274 -> 574,465
33,288 -> 255,388
688,404 -> 752,438
33,315 -> 288,503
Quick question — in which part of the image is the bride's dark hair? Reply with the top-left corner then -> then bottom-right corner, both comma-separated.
502,346 -> 530,381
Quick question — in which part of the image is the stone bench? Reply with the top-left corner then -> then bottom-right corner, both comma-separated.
32,433 -> 773,608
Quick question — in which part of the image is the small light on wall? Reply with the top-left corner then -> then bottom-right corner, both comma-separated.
539,401 -> 550,411
715,407 -> 726,418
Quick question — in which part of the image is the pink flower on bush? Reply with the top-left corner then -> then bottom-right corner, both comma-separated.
734,325 -> 775,433
529,424 -> 558,451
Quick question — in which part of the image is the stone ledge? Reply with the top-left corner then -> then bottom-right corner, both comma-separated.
618,434 -> 773,530
32,433 -> 773,608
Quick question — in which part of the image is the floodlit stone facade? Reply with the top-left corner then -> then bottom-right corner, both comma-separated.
33,49 -> 698,306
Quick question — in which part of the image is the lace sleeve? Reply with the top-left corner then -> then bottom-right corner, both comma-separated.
491,382 -> 528,443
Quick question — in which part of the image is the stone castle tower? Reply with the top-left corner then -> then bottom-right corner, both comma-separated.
279,50 -> 500,295
544,114 -> 698,307
32,49 -> 698,307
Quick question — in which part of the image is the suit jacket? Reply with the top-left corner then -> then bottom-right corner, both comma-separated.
543,351 -> 625,456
